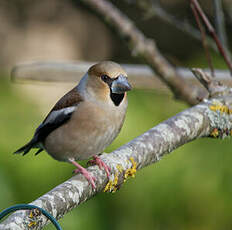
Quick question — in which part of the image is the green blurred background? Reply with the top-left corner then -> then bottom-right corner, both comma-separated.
1,0 -> 232,229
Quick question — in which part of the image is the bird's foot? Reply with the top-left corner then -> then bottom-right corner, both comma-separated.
69,159 -> 96,189
88,155 -> 111,178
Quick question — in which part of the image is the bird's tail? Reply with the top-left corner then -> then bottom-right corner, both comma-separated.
14,138 -> 38,155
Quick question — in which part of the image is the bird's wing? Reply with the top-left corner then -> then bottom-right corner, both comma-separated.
14,87 -> 83,155
34,87 -> 83,142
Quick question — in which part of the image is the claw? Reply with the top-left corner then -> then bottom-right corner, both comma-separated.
69,159 -> 96,189
88,155 -> 111,178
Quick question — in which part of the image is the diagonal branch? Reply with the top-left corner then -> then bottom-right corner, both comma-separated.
130,0 -> 218,52
1,98 -> 230,229
80,0 -> 206,105
2,67 -> 232,229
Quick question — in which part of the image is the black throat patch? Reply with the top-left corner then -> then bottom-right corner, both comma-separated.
110,91 -> 125,106
101,75 -> 125,106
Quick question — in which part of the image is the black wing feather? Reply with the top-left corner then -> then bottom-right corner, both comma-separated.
14,110 -> 73,155
34,111 -> 72,142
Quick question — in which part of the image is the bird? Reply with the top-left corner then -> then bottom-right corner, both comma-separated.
14,61 -> 132,189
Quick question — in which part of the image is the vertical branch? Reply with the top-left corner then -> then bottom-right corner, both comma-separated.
191,2 -> 214,77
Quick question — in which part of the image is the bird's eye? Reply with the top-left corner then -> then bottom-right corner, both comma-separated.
101,75 -> 110,82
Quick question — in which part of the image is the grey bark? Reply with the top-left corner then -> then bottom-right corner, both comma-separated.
1,94 -> 232,229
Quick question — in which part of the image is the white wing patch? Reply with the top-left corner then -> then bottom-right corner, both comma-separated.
44,106 -> 77,124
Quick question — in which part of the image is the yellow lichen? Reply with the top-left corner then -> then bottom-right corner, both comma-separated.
104,159 -> 137,192
220,105 -> 229,114
29,211 -> 33,218
209,102 -> 230,114
112,173 -> 119,193
116,164 -> 123,173
104,180 -> 113,192
209,105 -> 219,112
210,128 -> 219,138
124,157 -> 137,182
104,164 -> 122,193
104,172 -> 119,193
28,221 -> 37,228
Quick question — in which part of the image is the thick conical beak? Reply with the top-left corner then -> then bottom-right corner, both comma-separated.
111,75 -> 132,94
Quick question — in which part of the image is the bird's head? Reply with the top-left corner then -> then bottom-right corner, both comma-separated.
86,61 -> 132,106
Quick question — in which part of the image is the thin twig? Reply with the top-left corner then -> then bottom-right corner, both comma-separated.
191,2 -> 214,77
191,0 -> 232,75
128,0 -> 218,52
191,68 -> 228,96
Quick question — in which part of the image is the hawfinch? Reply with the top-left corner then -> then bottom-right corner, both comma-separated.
14,61 -> 132,189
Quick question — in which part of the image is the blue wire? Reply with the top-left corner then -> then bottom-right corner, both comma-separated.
0,204 -> 62,230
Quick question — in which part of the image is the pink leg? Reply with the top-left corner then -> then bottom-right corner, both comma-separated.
68,159 -> 96,189
88,155 -> 111,178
